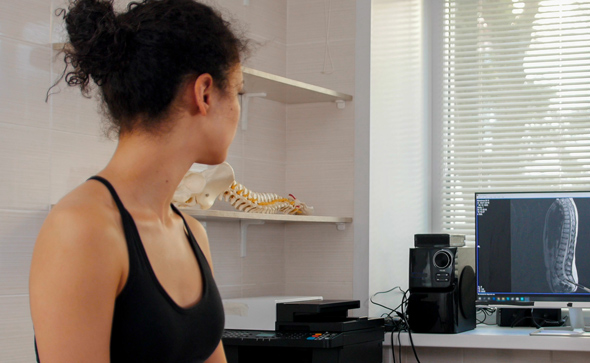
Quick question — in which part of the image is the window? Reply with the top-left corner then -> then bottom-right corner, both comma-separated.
442,0 -> 590,242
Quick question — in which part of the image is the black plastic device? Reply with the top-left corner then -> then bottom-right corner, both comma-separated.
407,246 -> 477,334
496,308 -> 562,327
222,299 -> 385,363
414,233 -> 465,248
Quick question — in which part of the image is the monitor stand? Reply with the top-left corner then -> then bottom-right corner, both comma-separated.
530,308 -> 587,336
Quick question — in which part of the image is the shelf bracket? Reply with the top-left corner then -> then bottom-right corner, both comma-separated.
240,220 -> 265,257
240,92 -> 267,131
335,222 -> 346,231
335,100 -> 346,109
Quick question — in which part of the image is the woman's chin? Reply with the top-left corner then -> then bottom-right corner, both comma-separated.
195,154 -> 227,166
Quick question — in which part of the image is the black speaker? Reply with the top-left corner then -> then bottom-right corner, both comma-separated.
406,246 -> 476,334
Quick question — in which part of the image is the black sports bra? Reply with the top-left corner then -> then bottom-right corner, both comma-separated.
35,176 -> 225,362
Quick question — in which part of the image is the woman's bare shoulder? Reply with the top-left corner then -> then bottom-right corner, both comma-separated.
32,180 -> 127,284
44,180 -> 122,244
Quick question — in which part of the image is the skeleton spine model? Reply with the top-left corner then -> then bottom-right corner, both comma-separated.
219,181 -> 313,215
172,162 -> 313,215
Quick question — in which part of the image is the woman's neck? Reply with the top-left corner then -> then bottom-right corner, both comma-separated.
98,130 -> 195,221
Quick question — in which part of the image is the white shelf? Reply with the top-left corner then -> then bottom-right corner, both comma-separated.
180,208 -> 352,224
181,208 -> 352,257
50,44 -> 352,105
242,66 -> 352,104
386,325 -> 590,352
52,43 -> 65,51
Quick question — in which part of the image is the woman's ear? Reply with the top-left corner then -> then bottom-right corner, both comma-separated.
193,73 -> 214,116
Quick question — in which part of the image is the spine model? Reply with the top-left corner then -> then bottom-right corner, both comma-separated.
219,181 -> 313,215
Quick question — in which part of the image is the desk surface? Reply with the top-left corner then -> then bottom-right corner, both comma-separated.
385,325 -> 590,352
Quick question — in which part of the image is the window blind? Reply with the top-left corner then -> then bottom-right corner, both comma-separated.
442,0 -> 590,242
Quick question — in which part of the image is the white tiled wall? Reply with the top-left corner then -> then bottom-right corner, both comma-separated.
0,1 -> 53,360
284,0 -> 356,298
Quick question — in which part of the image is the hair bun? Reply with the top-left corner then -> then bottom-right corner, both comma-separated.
56,0 -> 249,136
64,0 -> 133,85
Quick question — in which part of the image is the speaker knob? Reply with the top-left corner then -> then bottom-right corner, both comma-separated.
433,250 -> 452,269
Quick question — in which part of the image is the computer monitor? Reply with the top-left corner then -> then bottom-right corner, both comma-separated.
475,191 -> 590,335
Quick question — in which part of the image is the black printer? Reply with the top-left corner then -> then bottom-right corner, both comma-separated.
222,299 -> 384,363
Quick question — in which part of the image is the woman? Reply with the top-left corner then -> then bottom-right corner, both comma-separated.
29,0 -> 247,362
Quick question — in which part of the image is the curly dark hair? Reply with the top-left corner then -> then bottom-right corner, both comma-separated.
60,0 -> 248,135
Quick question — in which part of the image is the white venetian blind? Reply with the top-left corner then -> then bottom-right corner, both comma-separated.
442,0 -> 590,242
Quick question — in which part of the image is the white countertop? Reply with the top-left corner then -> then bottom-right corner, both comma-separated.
386,325 -> 590,352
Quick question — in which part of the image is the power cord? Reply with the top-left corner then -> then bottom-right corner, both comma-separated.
476,307 -> 497,325
370,287 -> 421,363
399,290 -> 420,363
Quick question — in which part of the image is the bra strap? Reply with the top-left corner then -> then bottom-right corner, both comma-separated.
87,176 -> 127,213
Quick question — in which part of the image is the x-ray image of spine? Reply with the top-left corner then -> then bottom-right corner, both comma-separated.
543,198 -> 579,293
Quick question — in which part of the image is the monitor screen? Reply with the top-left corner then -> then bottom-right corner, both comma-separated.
475,191 -> 590,308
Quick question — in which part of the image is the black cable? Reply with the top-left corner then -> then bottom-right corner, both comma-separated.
397,329 -> 402,363
370,286 -> 404,362
370,286 -> 421,362
476,307 -> 496,325
390,325 -> 395,363
401,291 -> 421,363
370,286 -> 406,317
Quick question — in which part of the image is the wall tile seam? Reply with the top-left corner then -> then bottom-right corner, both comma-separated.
286,2 -> 356,9
0,208 -> 50,214
285,280 -> 353,285
286,239 -> 353,242
284,159 -> 354,165
0,34 -> 52,48
285,281 -> 351,285
285,137 -> 354,143
239,157 -> 287,165
0,121 -> 52,132
237,283 -> 285,288
48,129 -> 108,138
285,259 -> 354,265
285,112 -> 354,118
0,206 -> 52,214
0,294 -> 30,298
232,154 -> 287,162
217,284 -> 249,287
285,266 -> 354,272
286,38 -> 356,48
284,251 -> 353,255
246,11 -> 288,20
49,128 -> 115,143
241,129 -> 287,136
244,36 -> 287,48
285,239 -> 354,245
285,121 -> 354,126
